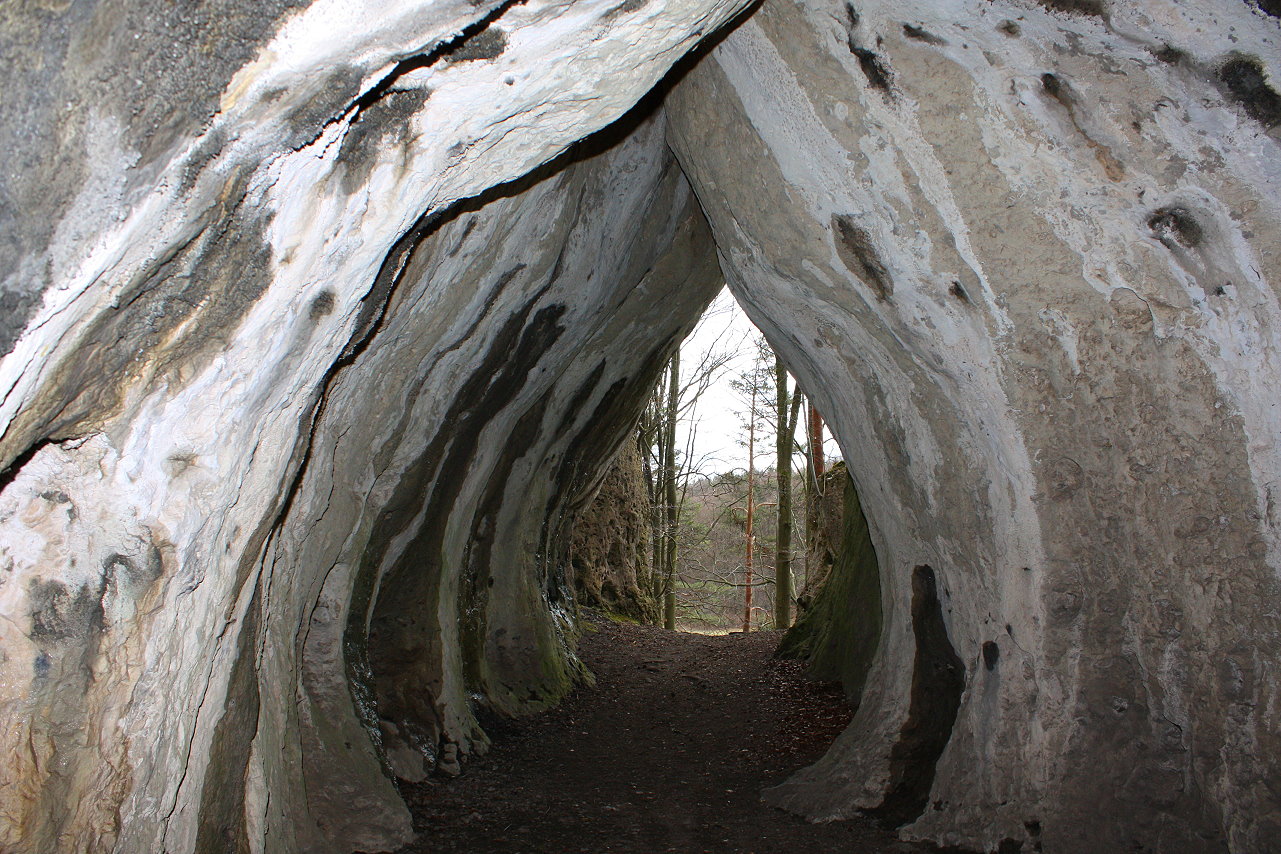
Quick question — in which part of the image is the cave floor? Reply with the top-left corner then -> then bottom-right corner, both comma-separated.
389,612 -> 928,854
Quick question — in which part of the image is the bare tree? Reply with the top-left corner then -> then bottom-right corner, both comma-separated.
636,300 -> 743,628
804,402 -> 826,598
774,355 -> 804,630
743,376 -> 757,632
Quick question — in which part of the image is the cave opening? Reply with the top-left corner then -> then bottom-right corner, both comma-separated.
1,1 -> 1278,853
326,51 -> 968,848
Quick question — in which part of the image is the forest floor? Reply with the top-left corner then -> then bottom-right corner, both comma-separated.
391,611 -> 930,854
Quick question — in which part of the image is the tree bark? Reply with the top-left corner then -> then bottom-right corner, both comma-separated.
743,380 -> 756,633
804,403 -> 825,599
775,357 -> 802,630
662,350 -> 679,630
809,404 -> 825,480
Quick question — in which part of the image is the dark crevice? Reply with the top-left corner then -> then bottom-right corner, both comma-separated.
1250,0 -> 1280,20
903,23 -> 946,45
1036,0 -> 1106,17
848,41 -> 894,93
0,437 -> 57,493
871,565 -> 965,828
292,0 -> 528,153
353,0 -> 525,118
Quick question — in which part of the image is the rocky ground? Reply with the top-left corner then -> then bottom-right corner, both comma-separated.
388,612 -> 929,854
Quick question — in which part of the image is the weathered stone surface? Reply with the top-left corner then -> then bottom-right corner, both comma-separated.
568,438 -> 659,622
0,1 -> 741,851
665,1 -> 1281,850
0,0 -> 1278,852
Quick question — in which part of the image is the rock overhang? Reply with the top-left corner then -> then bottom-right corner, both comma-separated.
0,1 -> 1279,852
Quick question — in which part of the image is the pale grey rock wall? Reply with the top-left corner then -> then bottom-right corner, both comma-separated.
665,0 -> 1281,851
1,0 -> 1278,852
0,1 -> 741,851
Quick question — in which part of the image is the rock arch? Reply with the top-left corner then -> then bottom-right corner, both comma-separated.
0,1 -> 1278,852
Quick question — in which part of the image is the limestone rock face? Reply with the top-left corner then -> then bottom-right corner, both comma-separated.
0,1 -> 739,851
665,1 -> 1281,850
569,439 -> 659,622
1,0 -> 1279,852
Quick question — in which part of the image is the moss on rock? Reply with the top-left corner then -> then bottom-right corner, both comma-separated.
776,463 -> 882,706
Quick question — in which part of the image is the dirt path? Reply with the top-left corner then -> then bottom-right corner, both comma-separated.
393,613 -> 927,854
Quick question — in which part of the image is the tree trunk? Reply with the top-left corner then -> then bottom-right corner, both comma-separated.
662,350 -> 679,630
743,381 -> 756,633
775,357 -> 801,630
809,404 -> 825,480
804,403 -> 825,598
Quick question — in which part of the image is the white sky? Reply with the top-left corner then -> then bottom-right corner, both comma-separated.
677,287 -> 841,474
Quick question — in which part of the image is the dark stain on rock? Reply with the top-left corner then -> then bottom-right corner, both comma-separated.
443,26 -> 508,64
40,490 -> 70,504
1151,43 -> 1189,65
1040,73 -> 1126,180
1217,55 -> 1281,128
104,547 -> 162,593
840,3 -> 892,95
553,361 -> 608,439
844,2 -> 861,30
605,0 -> 650,19
195,583 -> 261,854
1041,72 -> 1070,107
361,294 -> 567,748
982,640 -> 1000,671
832,214 -> 893,300
0,166 -> 271,473
29,578 -> 103,645
1148,206 -> 1204,249
33,651 -> 51,679
459,388 -> 553,690
998,20 -> 1022,36
902,24 -> 946,45
872,565 -> 965,828
308,289 -> 337,321
1037,0 -> 1106,16
337,86 -> 431,193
